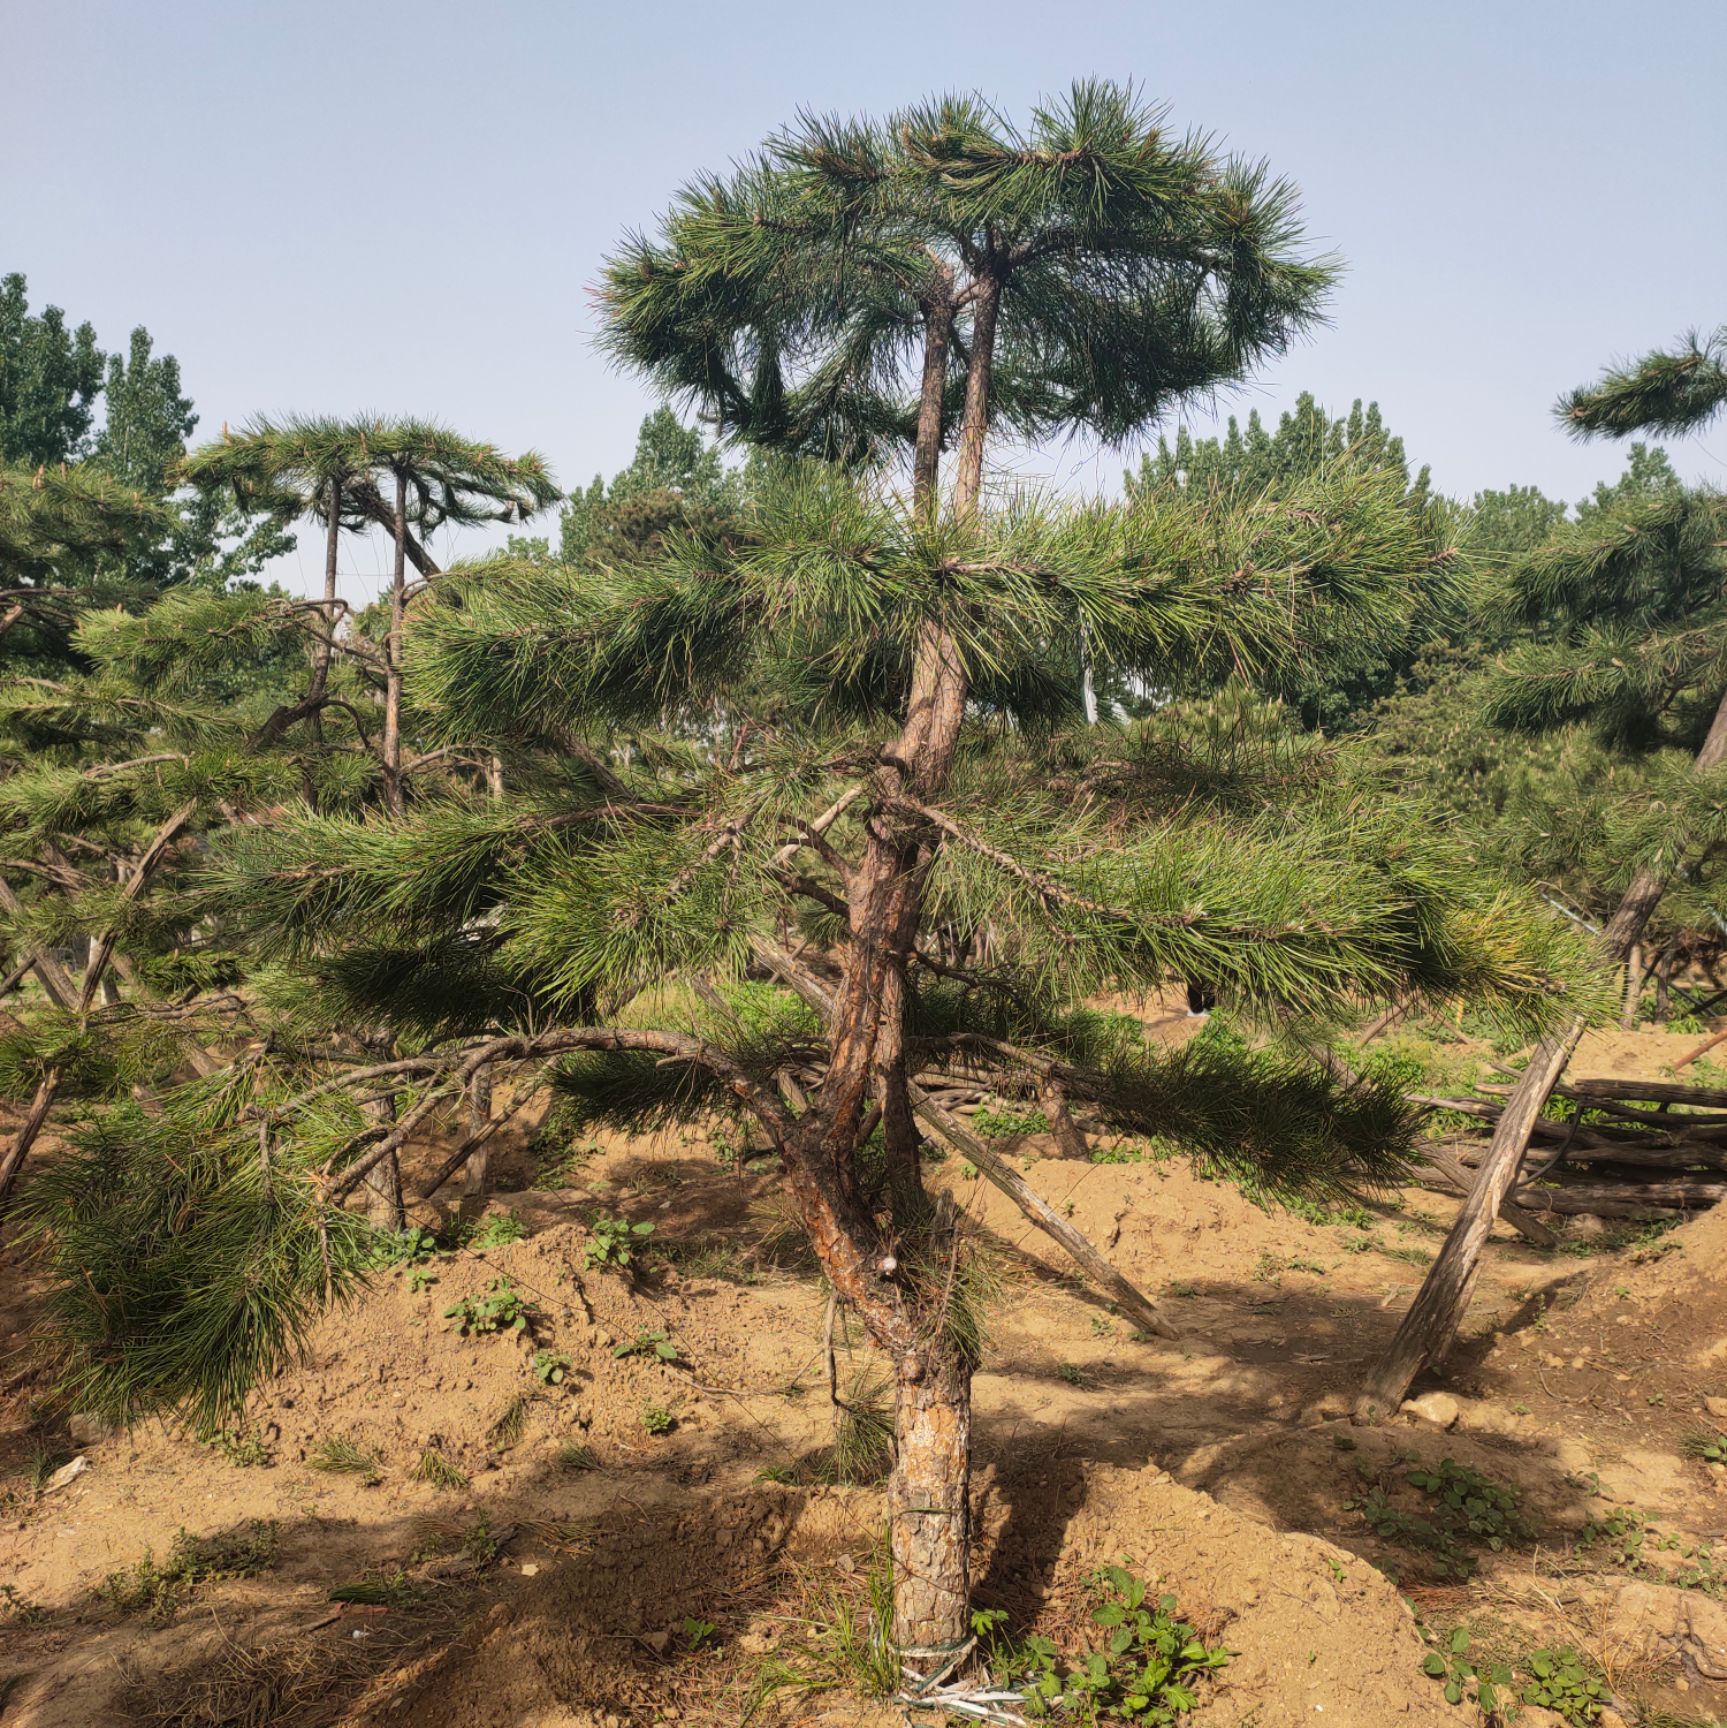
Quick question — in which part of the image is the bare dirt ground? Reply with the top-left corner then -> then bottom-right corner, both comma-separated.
4,1019 -> 1727,1727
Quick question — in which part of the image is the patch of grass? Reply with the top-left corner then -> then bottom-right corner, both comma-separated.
443,1276 -> 535,1337
100,1522 -> 278,1623
659,1237 -> 758,1283
743,1541 -> 898,1718
329,1569 -> 424,1609
488,1392 -> 533,1449
308,1436 -> 382,1483
18,1446 -> 70,1496
1383,1243 -> 1434,1267
412,1448 -> 469,1491
555,1441 -> 599,1472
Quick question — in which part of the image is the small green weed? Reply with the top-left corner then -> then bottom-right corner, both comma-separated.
200,1427 -> 272,1467
641,1404 -> 675,1436
1580,1503 -> 1721,1593
470,1212 -> 528,1249
1014,1565 -> 1229,1722
366,1225 -> 439,1269
1057,1362 -> 1097,1389
1350,1459 -> 1528,1579
100,1522 -> 278,1623
0,1583 -> 44,1624
613,1327 -> 678,1364
584,1215 -> 655,1272
972,1103 -> 1048,1140
1420,1627 -> 1512,1715
533,1348 -> 575,1386
1683,1430 -> 1727,1464
556,1441 -> 599,1471
444,1276 -> 535,1337
1520,1647 -> 1609,1723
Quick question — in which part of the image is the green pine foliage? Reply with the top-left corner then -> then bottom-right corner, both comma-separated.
1559,324 -> 1727,439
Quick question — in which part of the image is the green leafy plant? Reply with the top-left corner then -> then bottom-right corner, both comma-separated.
1520,1647 -> 1609,1723
1350,1459 -> 1528,1579
533,1348 -> 575,1386
470,1212 -> 528,1249
444,1276 -> 535,1337
0,1583 -> 44,1624
367,1224 -> 440,1269
682,1615 -> 718,1651
308,1436 -> 382,1483
1018,1566 -> 1228,1723
641,1403 -> 675,1436
584,1215 -> 655,1273
1420,1627 -> 1512,1716
972,1102 -> 1049,1140
1682,1430 -> 1727,1464
612,1327 -> 678,1364
200,1426 -> 272,1467
1580,1503 -> 1722,1593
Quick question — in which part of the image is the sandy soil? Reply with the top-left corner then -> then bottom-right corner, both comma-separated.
4,1026 -> 1727,1728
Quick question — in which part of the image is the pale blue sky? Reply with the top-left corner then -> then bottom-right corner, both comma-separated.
4,0 -> 1724,599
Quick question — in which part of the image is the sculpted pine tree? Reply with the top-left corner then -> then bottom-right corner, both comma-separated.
0,421 -> 554,1216
183,417 -> 558,809
26,87 -> 1589,1690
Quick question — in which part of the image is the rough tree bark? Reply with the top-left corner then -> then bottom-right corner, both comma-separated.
1356,673 -> 1727,1417
380,469 -> 408,818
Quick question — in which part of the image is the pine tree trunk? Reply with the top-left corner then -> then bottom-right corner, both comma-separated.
308,475 -> 341,750
361,1093 -> 405,1231
461,1070 -> 494,1198
1621,942 -> 1646,1028
889,1342 -> 972,1666
380,469 -> 408,817
0,1070 -> 60,1212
